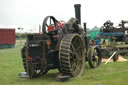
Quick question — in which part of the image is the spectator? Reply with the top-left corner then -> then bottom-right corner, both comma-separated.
95,34 -> 100,45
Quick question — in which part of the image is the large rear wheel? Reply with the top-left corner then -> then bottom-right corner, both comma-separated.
59,34 -> 85,77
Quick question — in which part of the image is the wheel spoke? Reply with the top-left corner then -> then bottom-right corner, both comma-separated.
74,63 -> 79,71
50,18 -> 52,24
72,62 -> 78,72
46,24 -> 48,27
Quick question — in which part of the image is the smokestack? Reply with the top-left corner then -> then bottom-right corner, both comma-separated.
74,4 -> 81,24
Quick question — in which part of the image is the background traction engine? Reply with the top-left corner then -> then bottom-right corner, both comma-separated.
21,4 -> 102,79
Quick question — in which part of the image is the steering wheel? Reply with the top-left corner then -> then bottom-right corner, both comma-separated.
42,16 -> 58,33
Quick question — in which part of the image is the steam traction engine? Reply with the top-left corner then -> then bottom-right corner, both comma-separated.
21,4 -> 102,79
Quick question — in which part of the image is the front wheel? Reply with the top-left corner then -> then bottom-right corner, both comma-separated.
88,46 -> 102,68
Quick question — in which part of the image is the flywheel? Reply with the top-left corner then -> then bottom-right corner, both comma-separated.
88,46 -> 102,68
59,34 -> 85,77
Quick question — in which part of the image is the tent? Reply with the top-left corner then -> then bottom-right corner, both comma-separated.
87,26 -> 100,40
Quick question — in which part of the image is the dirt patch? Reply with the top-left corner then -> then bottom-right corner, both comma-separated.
102,55 -> 128,62
117,55 -> 128,62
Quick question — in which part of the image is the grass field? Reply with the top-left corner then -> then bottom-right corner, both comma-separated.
0,40 -> 128,85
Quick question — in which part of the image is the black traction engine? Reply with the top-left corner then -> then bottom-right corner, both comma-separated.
21,4 -> 102,79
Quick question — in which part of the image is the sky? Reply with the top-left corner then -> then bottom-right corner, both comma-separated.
0,0 -> 128,33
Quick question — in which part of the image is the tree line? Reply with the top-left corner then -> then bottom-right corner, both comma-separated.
16,33 -> 31,39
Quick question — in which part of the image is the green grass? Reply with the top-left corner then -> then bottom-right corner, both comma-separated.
0,40 -> 128,85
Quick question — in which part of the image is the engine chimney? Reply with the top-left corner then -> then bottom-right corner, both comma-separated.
74,4 -> 81,24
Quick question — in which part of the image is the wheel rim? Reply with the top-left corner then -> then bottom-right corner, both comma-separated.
59,34 -> 85,76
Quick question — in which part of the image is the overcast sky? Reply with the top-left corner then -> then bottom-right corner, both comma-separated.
0,0 -> 128,32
